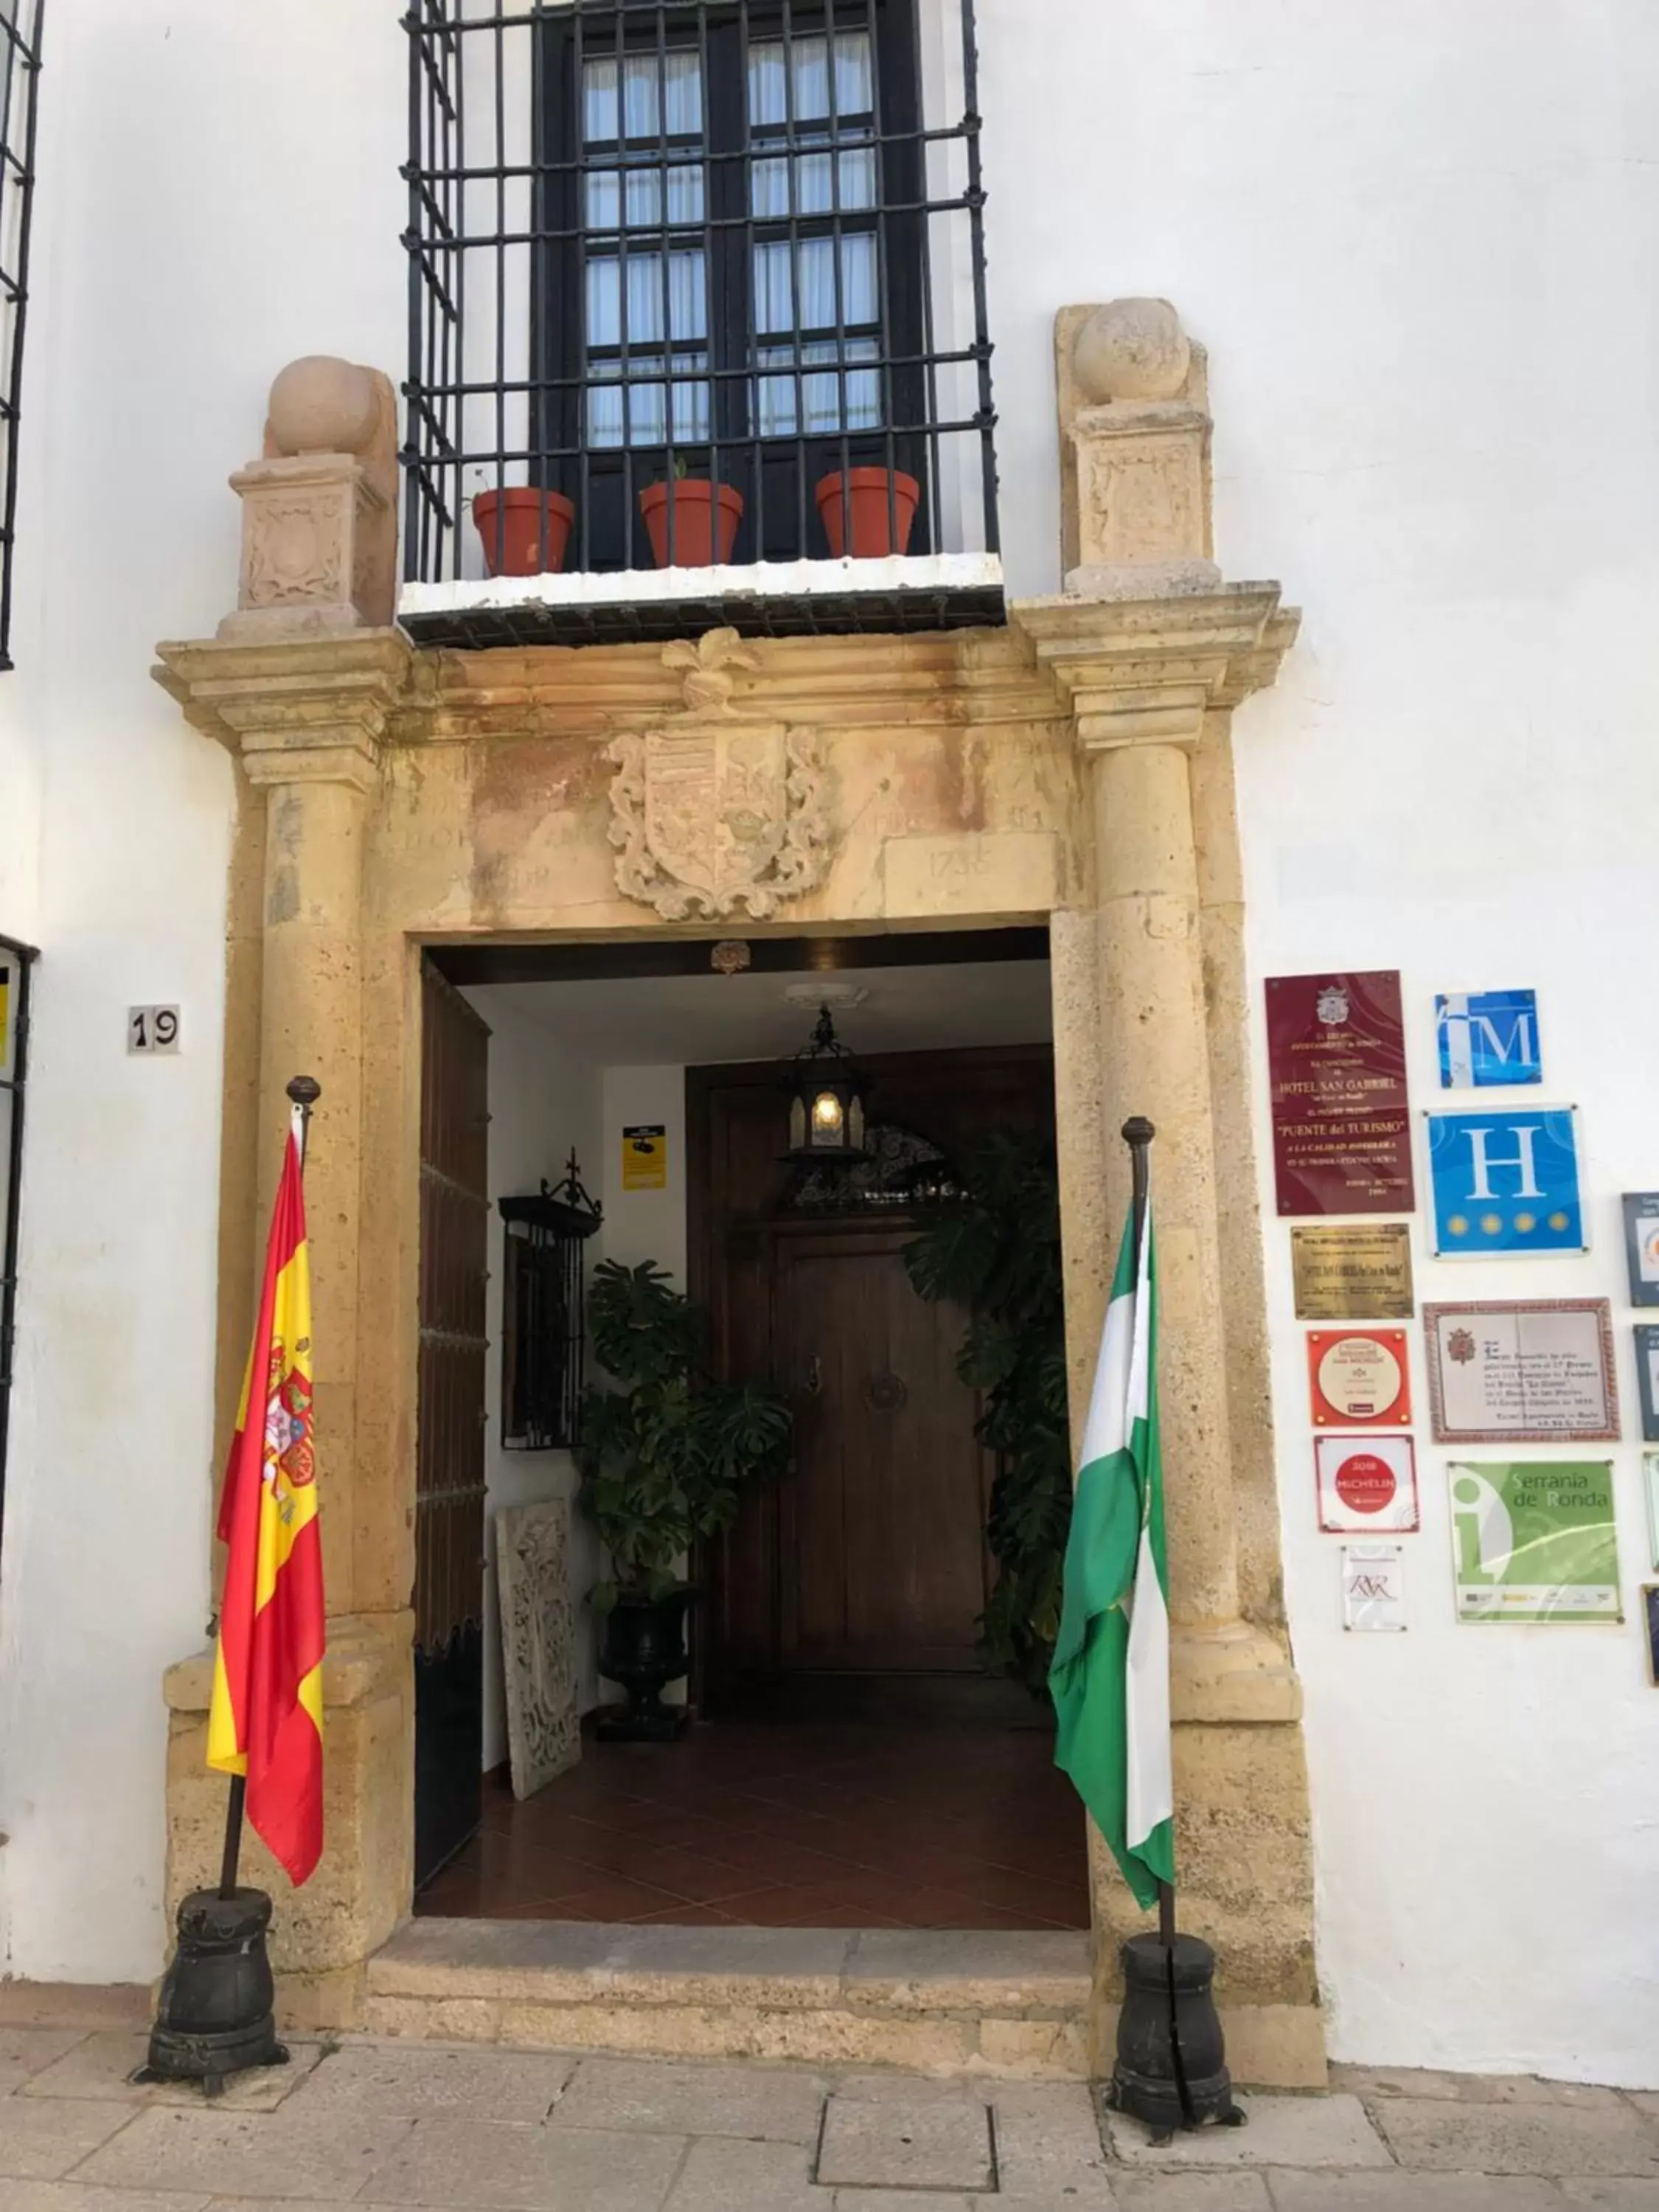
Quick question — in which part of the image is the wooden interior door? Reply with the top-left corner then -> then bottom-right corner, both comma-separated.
414,963 -> 490,1889
692,1044 -> 1057,1720
777,1227 -> 990,1675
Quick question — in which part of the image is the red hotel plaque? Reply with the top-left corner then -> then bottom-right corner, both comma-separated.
1266,971 -> 1415,1216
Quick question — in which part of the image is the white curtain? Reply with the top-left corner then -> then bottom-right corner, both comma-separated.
583,51 -> 709,448
753,233 -> 879,438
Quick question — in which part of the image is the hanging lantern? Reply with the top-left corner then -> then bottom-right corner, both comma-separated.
785,1004 -> 869,1162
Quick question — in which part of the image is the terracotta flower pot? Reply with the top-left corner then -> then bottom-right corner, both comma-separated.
639,479 -> 744,568
815,467 -> 919,559
472,487 -> 575,577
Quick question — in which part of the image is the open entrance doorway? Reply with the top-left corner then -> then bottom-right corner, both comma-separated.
411,927 -> 1089,1932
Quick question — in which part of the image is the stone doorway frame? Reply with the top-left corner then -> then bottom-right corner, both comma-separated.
154,302 -> 1322,2086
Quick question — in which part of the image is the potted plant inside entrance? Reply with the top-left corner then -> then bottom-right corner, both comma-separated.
815,466 -> 919,558
639,456 -> 745,568
575,1258 -> 790,1739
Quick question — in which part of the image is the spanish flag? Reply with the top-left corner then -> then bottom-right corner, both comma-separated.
207,1116 -> 325,1887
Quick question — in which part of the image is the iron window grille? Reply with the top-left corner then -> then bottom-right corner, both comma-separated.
498,1154 -> 602,1450
402,0 -> 998,641
0,933 -> 36,1565
0,2 -> 42,672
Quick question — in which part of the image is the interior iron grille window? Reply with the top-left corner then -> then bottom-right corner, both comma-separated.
0,2 -> 42,671
403,0 -> 997,613
0,934 -> 36,1566
498,1158 -> 602,1451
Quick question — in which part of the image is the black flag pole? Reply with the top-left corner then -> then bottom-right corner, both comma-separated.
1108,1114 -> 1242,2140
216,1076 -> 320,1903
1120,1115 -> 1177,1954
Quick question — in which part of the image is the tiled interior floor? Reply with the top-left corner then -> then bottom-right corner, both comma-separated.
416,1720 -> 1090,1929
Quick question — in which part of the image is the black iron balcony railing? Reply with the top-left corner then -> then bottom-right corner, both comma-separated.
0,2 -> 43,672
401,0 -> 1000,644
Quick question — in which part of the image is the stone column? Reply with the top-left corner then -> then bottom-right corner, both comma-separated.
153,613 -> 414,2023
1089,731 -> 1239,1628
1016,299 -> 1324,2089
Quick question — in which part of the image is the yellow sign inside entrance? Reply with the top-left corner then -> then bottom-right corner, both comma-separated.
622,1124 -> 667,1191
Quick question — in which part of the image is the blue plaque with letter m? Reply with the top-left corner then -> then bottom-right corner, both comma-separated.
1427,1107 -> 1583,1255
1435,990 -> 1542,1088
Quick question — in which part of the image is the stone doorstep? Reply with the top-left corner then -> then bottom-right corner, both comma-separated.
361,1920 -> 1092,2079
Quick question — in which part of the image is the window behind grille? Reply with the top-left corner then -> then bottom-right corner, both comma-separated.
401,0 -> 999,636
535,1 -> 939,571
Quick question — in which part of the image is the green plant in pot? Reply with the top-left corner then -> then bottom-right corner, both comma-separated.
904,1131 -> 1072,1695
575,1258 -> 791,1740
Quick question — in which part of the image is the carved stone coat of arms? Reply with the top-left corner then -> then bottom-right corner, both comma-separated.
607,630 -> 830,921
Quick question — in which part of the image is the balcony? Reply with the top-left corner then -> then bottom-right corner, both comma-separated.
400,0 -> 1001,648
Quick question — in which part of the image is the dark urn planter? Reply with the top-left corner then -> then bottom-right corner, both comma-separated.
138,1886 -> 288,2096
597,1590 -> 692,1741
1108,1933 -> 1243,2138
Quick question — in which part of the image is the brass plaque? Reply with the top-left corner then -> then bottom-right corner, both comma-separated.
1291,1223 -> 1414,1321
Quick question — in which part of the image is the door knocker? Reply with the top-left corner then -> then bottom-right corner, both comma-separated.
863,1370 -> 907,1413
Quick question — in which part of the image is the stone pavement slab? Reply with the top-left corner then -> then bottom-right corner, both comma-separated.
550,2053 -> 827,2141
1113,2176 -> 1268,2210
20,2030 -> 323,2111
1106,2094 -> 1391,2171
1268,2171 -> 1565,2208
0,2185 -> 210,2212
661,2135 -> 819,2211
1370,2098 -> 1659,2177
359,2116 -> 687,2210
0,2096 -> 138,2181
74,2106 -> 412,2200
1559,2183 -> 1659,2206
287,2040 -> 575,2124
0,2026 -> 89,2096
990,2080 -> 1112,2196
1338,2065 -> 1629,2112
817,2091 -> 995,2190
840,2194 -> 974,2211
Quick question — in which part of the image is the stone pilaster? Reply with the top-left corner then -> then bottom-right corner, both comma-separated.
152,627 -> 415,2014
1020,297 -> 1323,2087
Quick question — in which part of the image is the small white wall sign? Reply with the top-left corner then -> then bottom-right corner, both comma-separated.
128,1005 -> 181,1054
1342,1543 -> 1406,1632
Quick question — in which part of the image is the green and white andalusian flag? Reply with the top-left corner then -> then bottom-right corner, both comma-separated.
1048,1193 -> 1175,1908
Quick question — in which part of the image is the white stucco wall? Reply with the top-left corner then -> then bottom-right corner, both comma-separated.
463,989 -> 604,1759
601,1068 -> 690,1289
0,0 -> 407,1983
0,0 -> 1652,2084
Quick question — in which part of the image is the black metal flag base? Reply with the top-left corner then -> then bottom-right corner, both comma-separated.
1106,1933 -> 1245,2140
136,1888 -> 288,2098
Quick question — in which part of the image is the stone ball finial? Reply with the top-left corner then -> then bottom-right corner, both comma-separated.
265,355 -> 381,456
1073,298 -> 1191,404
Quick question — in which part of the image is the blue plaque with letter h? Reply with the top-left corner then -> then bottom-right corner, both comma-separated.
1427,1107 -> 1584,1255
1436,990 -> 1541,1088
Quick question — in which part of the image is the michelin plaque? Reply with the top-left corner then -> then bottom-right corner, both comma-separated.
1316,1435 -> 1420,1534
1291,1222 -> 1414,1320
1424,1299 -> 1618,1444
1265,971 -> 1414,1217
1307,1329 -> 1412,1428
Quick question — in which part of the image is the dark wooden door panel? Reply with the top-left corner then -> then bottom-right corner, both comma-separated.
780,1234 -> 988,1673
414,962 -> 490,1890
691,1043 -> 1054,1715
